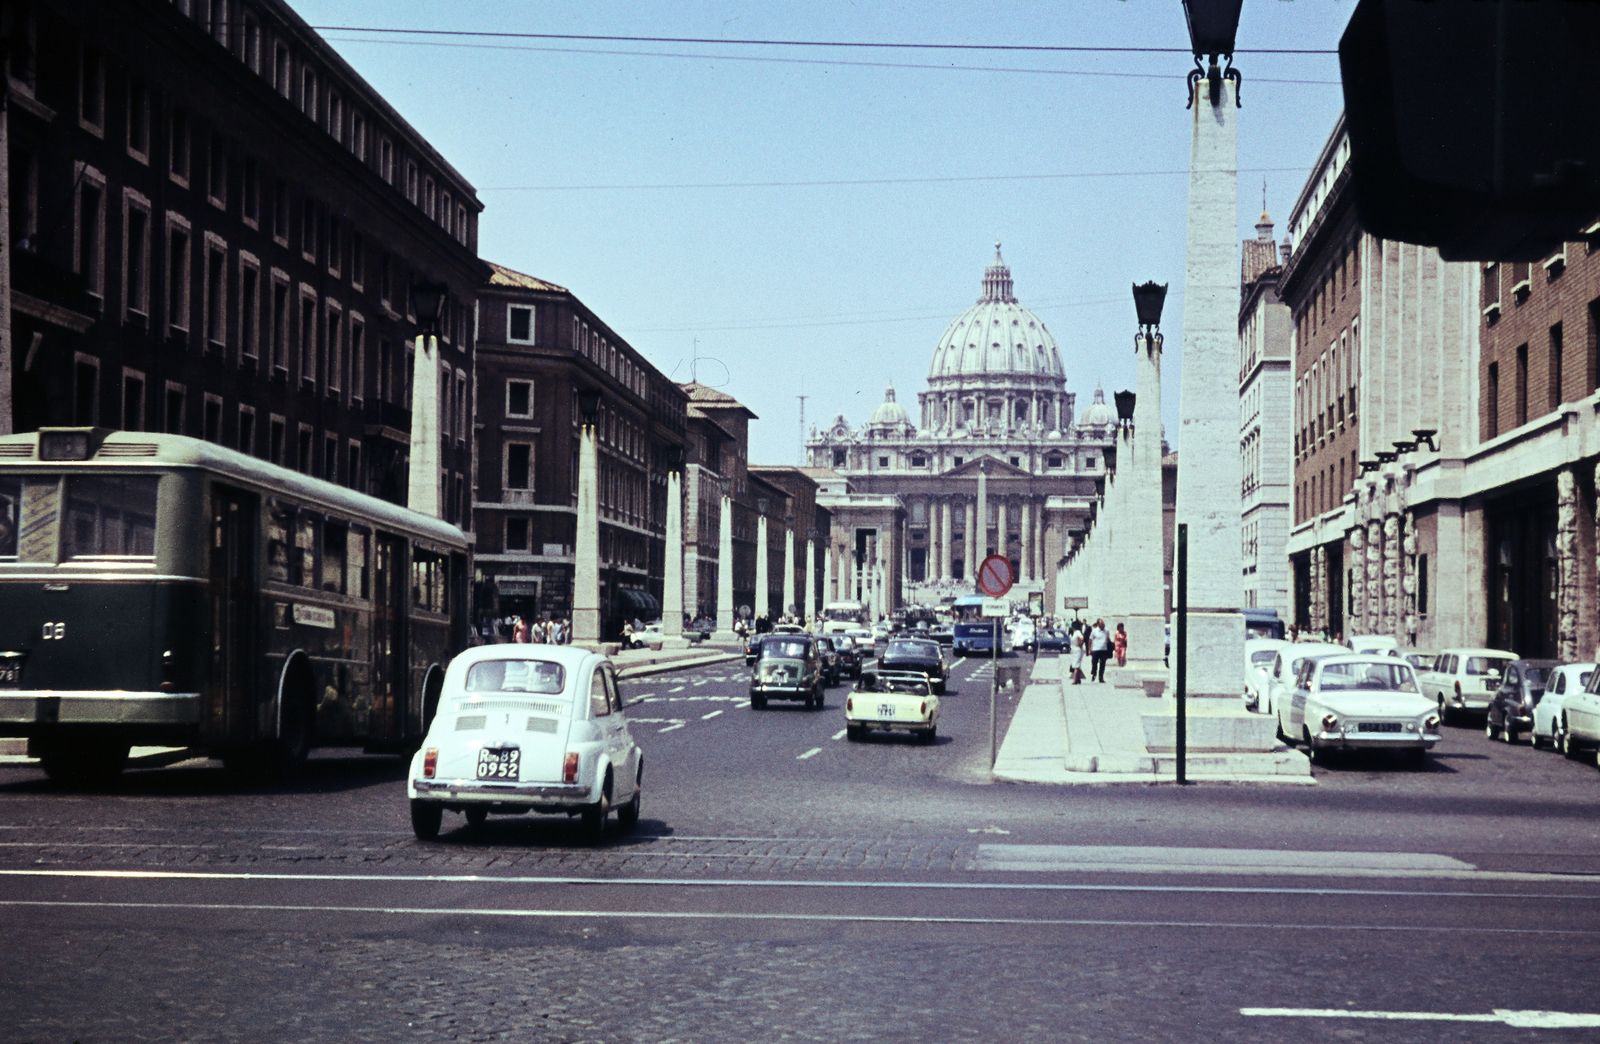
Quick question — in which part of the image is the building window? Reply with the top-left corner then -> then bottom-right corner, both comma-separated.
347,441 -> 362,491
324,433 -> 339,482
301,66 -> 316,120
349,317 -> 365,401
301,197 -> 317,263
506,517 -> 529,552
505,443 -> 533,491
243,12 -> 260,71
239,256 -> 260,361
508,305 -> 534,343
349,232 -> 364,289
270,273 -> 289,372
1514,343 -> 1528,427
167,219 -> 191,335
1009,456 -> 1020,467
1418,553 -> 1429,615
351,111 -> 365,160
832,448 -> 846,468
273,42 -> 291,97
272,180 -> 289,244
1550,323 -> 1564,412
269,415 -> 286,464
379,137 -> 393,183
328,91 -> 342,143
1086,456 -> 1097,469
78,44 -> 104,133
238,405 -> 255,456
377,338 -> 393,404
326,214 -> 340,276
73,356 -> 99,425
910,453 -> 926,468
299,290 -> 318,385
74,171 -> 105,297
206,134 -> 226,208
506,379 -> 533,418
1487,361 -> 1500,440
203,395 -> 223,444
1047,454 -> 1063,469
952,456 -> 963,467
325,306 -> 343,392
204,239 -> 226,351
122,370 -> 145,430
126,78 -> 149,160
165,383 -> 186,435
241,157 -> 259,226
878,456 -> 889,467
405,161 -> 418,204
169,109 -> 190,184
297,425 -> 313,474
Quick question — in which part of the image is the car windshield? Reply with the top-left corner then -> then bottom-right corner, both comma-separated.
1466,656 -> 1512,677
1318,660 -> 1418,693
1406,653 -> 1438,671
1523,667 -> 1549,687
1250,650 -> 1277,665
761,639 -> 810,660
885,640 -> 937,658
465,659 -> 566,695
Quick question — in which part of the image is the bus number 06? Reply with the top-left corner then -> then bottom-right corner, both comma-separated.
41,622 -> 65,640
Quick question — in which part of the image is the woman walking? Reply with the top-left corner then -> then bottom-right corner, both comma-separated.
1069,627 -> 1087,685
1113,622 -> 1128,668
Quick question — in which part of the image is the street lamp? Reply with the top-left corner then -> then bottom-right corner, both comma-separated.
410,279 -> 447,336
576,387 -> 602,426
405,279 -> 449,517
1412,429 -> 1439,452
663,444 -> 685,472
1132,280 -> 1169,331
1182,0 -> 1244,107
1113,390 -> 1137,429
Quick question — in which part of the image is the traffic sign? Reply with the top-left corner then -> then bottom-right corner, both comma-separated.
980,598 -> 1008,618
975,554 -> 1014,598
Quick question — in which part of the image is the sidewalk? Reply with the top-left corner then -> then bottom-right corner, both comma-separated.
992,658 -> 1314,784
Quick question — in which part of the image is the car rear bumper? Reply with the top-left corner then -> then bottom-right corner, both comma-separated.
1450,693 -> 1492,711
412,778 -> 595,806
849,717 -> 933,733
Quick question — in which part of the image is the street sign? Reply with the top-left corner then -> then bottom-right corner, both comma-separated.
980,598 -> 1008,618
975,554 -> 1014,598
1062,596 -> 1088,610
1028,591 -> 1043,617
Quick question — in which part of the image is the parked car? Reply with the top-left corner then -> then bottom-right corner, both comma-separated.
845,671 -> 940,742
1022,628 -> 1070,653
873,620 -> 894,641
1486,659 -> 1560,743
1558,668 -> 1600,757
813,635 -> 842,686
1530,663 -> 1595,750
688,617 -> 715,640
749,635 -> 827,709
1393,649 -> 1439,672
407,646 -> 642,840
772,623 -> 806,635
1243,637 -> 1295,711
1417,648 -> 1517,723
1287,653 -> 1440,766
1264,642 -> 1347,728
1347,634 -> 1400,656
878,637 -> 948,695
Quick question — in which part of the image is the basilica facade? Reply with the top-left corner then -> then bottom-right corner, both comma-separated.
804,246 -> 1118,613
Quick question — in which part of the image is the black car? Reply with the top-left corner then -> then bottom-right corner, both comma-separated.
1023,628 -> 1070,653
814,635 -> 842,686
832,636 -> 864,678
929,625 -> 955,648
750,636 -> 827,709
1487,658 -> 1560,742
744,633 -> 767,666
878,637 -> 948,695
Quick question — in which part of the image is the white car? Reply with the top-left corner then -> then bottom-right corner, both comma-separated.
407,646 -> 642,841
1531,663 -> 1596,750
1264,642 -> 1347,728
1287,653 -> 1441,766
846,627 -> 877,651
1417,647 -> 1517,723
1348,634 -> 1400,656
1243,638 -> 1295,711
1554,668 -> 1600,758
845,670 -> 939,742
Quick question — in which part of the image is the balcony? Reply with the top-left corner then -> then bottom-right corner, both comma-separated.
362,399 -> 412,444
502,488 -> 537,506
11,251 -> 99,329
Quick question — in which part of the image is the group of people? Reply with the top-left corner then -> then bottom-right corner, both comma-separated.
1065,618 -> 1128,685
507,616 -> 570,645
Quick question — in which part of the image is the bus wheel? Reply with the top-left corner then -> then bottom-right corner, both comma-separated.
39,737 -> 130,787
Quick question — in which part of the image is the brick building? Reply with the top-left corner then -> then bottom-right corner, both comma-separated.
1238,209 -> 1293,619
5,0 -> 483,520
472,262 -> 688,638
749,464 -> 831,622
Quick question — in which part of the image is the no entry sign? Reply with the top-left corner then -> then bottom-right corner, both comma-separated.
975,554 -> 1014,598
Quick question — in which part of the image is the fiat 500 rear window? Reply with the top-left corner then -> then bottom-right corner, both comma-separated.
465,659 -> 566,695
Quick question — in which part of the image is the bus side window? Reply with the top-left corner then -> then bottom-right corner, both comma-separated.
294,512 -> 318,589
321,520 -> 347,594
266,502 -> 293,583
348,528 -> 369,599
412,547 -> 446,612
0,476 -> 20,558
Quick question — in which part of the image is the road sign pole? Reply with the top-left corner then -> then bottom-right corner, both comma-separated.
1176,523 -> 1188,786
990,616 -> 998,769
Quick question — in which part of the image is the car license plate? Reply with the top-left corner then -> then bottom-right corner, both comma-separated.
476,747 -> 520,780
1356,722 -> 1402,733
0,660 -> 21,689
877,703 -> 896,719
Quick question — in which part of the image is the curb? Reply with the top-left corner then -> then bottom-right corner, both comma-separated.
615,652 -> 742,680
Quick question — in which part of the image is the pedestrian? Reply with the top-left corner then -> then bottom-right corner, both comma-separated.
512,616 -> 530,644
1113,622 -> 1128,668
1089,619 -> 1110,682
1069,627 -> 1086,685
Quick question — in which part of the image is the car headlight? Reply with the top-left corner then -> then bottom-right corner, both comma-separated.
1321,713 -> 1340,732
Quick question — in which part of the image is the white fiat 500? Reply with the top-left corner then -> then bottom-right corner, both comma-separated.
407,646 -> 642,841
1288,654 -> 1440,766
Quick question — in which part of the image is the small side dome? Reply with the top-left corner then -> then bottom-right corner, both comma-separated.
868,383 -> 910,427
1076,385 -> 1115,431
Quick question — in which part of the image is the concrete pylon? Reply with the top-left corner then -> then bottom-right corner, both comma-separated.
712,491 -> 738,643
976,460 -> 989,560
1121,328 -> 1167,676
572,419 -> 601,643
824,545 -> 834,604
406,334 -> 441,517
783,527 -> 795,619
805,538 -> 817,628
661,467 -> 689,648
756,514 -> 770,622
1173,75 -> 1245,697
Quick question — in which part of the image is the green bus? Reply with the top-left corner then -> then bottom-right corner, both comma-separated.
0,428 -> 470,782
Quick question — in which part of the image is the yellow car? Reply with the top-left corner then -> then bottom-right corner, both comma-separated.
845,671 -> 940,743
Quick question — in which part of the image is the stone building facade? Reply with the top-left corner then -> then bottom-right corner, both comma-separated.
1239,211 -> 1293,619
6,0 -> 483,518
805,246 -> 1114,613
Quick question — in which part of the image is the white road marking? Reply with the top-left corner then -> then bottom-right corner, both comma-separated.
7,869 -> 1600,903
701,710 -> 723,720
1241,1009 -> 1600,1028
797,747 -> 822,760
831,729 -> 847,740
668,686 -> 685,693
693,679 -> 707,686
1,899 -> 1593,935
976,844 -> 1475,875
632,693 -> 656,701
656,723 -> 686,733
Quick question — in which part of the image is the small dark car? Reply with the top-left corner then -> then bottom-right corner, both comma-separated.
878,637 -> 948,695
929,625 -> 955,647
1023,628 -> 1070,653
833,636 -> 864,679
814,635 -> 842,686
750,636 -> 827,709
744,633 -> 767,666
1488,658 -> 1560,743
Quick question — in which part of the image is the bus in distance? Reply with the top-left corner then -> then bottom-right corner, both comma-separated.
0,428 -> 470,783
820,600 -> 870,634
951,595 -> 1012,656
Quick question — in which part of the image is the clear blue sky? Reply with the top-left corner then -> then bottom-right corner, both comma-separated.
298,1 -> 1353,464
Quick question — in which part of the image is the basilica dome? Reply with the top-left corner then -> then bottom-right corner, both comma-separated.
927,244 -> 1065,386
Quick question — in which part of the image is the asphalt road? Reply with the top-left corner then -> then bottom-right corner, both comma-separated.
2,649 -> 1599,1043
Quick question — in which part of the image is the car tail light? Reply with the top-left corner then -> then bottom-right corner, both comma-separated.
846,697 -> 853,712
563,751 -> 580,784
920,701 -> 927,715
423,748 -> 437,778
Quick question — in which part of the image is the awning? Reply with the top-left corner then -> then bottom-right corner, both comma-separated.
615,589 -> 661,615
